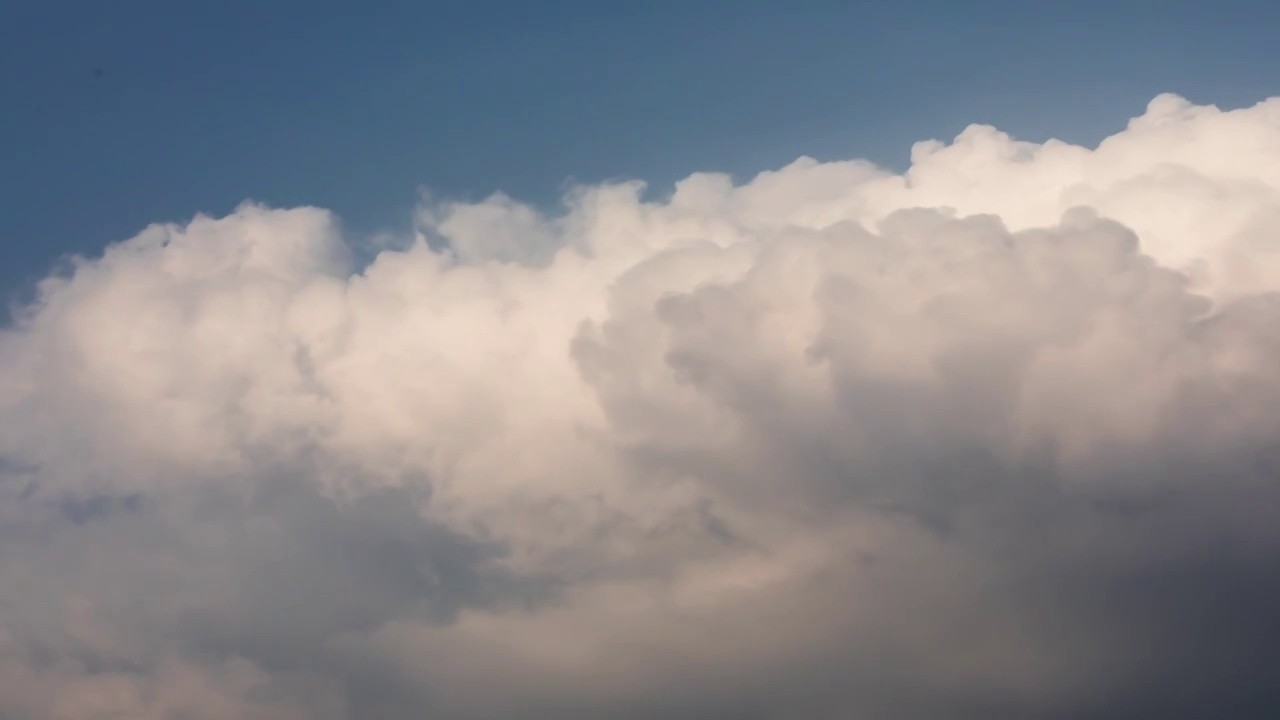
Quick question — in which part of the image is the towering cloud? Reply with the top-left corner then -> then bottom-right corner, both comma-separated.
2,94 -> 1279,718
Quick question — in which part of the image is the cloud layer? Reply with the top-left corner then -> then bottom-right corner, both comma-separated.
3,93 -> 1280,718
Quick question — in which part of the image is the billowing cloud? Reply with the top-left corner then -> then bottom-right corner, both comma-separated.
2,93 -> 1280,718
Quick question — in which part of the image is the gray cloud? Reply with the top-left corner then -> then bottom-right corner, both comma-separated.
2,94 -> 1280,717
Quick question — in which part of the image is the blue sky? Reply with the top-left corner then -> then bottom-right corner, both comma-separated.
3,0 -> 1279,292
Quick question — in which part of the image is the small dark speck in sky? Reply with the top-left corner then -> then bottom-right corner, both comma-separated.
93,68 -> 104,78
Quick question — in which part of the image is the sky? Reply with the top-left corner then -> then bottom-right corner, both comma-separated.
4,0 -> 1280,291
4,3 -> 1280,719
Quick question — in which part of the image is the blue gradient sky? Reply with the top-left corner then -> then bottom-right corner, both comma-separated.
3,0 -> 1278,291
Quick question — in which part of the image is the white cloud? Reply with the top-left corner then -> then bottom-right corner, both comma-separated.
2,94 -> 1280,718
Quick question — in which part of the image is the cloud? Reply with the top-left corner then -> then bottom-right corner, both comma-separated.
2,93 -> 1280,718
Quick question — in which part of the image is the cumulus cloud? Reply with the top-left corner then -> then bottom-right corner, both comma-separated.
3,93 -> 1280,718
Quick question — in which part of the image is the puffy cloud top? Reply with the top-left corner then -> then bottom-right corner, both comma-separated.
3,94 -> 1280,718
